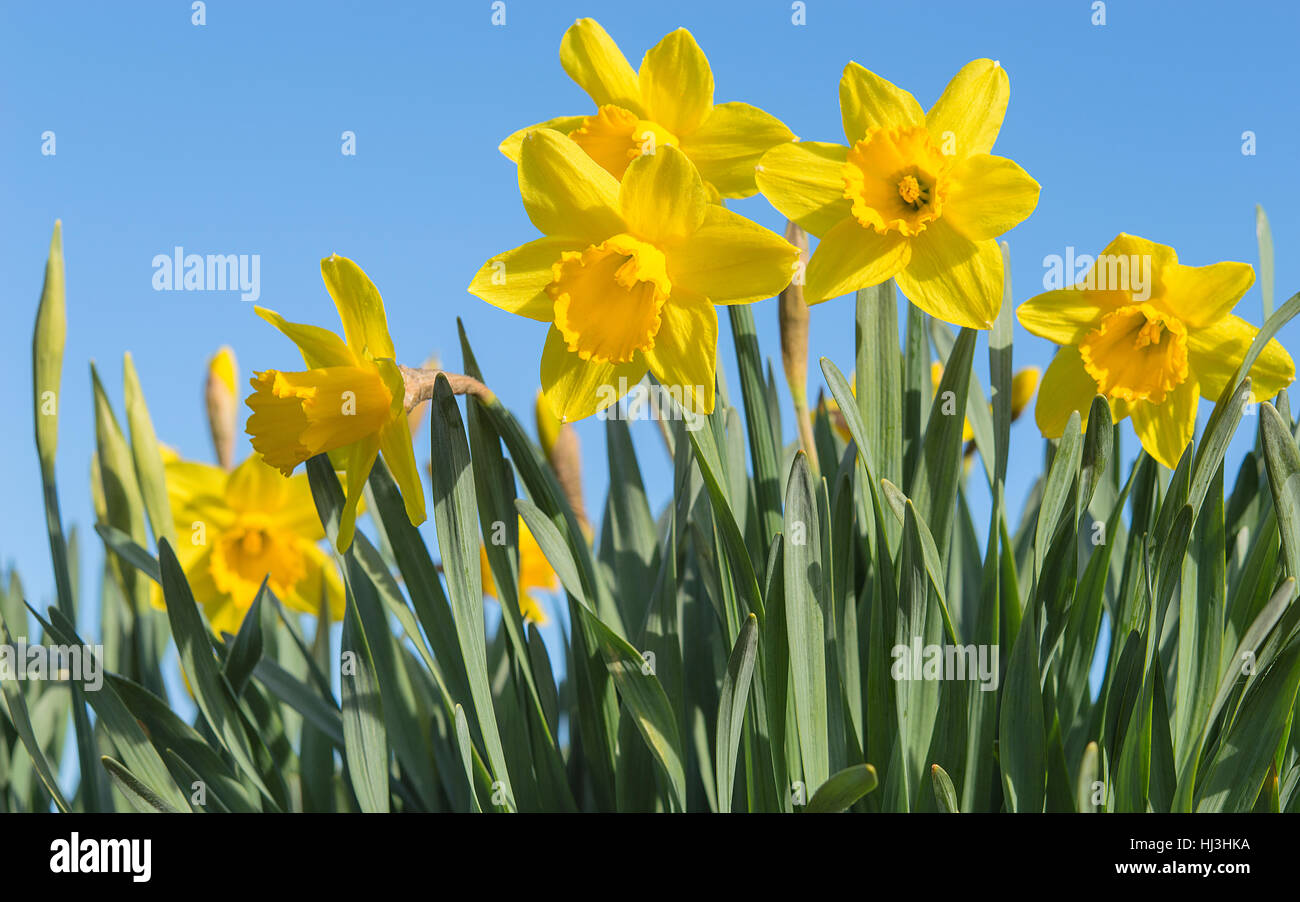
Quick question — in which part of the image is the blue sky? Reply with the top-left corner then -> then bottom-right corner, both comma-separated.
2,0 -> 1298,650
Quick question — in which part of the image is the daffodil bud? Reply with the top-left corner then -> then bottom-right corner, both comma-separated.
1010,367 -> 1040,421
535,389 -> 562,460
779,220 -> 810,408
205,346 -> 238,470
535,390 -> 591,542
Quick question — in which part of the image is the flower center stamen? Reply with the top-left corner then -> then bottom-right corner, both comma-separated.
898,174 -> 926,207
842,126 -> 950,237
209,516 -> 306,602
1078,303 -> 1189,404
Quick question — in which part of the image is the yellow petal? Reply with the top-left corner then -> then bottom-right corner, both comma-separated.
1035,346 -> 1111,439
560,18 -> 643,113
1010,367 -> 1041,421
320,255 -> 396,361
519,129 -> 625,242
1188,314 -> 1295,402
680,101 -> 796,199
283,542 -> 346,623
378,415 -> 426,527
518,522 -> 560,593
254,307 -> 356,369
336,434 -> 381,551
894,222 -> 1001,328
225,453 -> 292,514
519,592 -> 550,625
468,236 -> 580,321
667,204 -> 799,305
1019,234 -> 1186,343
206,593 -> 248,640
754,141 -> 853,239
540,324 -> 648,422
925,59 -> 1009,157
838,62 -> 924,144
165,459 -> 235,530
804,217 -> 911,305
499,116 -> 589,163
151,541 -> 214,612
1097,233 -> 1179,304
637,28 -> 713,135
1129,376 -> 1199,470
265,472 -> 327,541
643,290 -> 717,417
619,144 -> 708,247
930,361 -> 976,441
1015,287 -> 1128,346
1161,260 -> 1255,329
942,154 -> 1040,241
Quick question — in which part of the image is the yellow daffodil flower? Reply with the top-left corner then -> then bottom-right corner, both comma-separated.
931,361 -> 1040,442
469,130 -> 798,422
500,18 -> 795,200
1017,233 -> 1295,469
245,255 -> 425,550
154,451 -> 345,637
479,520 -> 558,625
756,59 -> 1039,328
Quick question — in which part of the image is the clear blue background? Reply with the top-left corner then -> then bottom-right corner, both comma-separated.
2,1 -> 1298,681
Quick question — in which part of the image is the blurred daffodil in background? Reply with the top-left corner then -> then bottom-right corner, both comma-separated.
757,59 -> 1039,327
154,450 -> 344,637
1017,233 -> 1295,468
821,363 -> 1038,452
245,255 -> 425,550
500,18 -> 795,199
469,131 -> 797,422
930,360 -> 1039,444
479,519 -> 559,626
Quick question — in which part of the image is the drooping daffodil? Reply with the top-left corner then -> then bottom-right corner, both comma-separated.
469,130 -> 798,422
245,255 -> 425,550
1017,233 -> 1295,468
500,18 -> 795,200
756,59 -> 1039,328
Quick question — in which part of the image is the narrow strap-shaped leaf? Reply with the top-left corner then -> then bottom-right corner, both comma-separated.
784,452 -> 829,795
428,374 -> 514,809
715,613 -> 758,812
804,763 -> 878,813
340,583 -> 389,813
